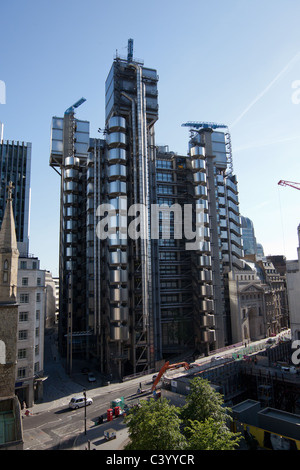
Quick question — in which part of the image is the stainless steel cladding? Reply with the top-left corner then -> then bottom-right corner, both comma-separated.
190,145 -> 206,158
193,172 -> 207,185
50,117 -> 89,164
107,132 -> 126,148
108,181 -> 127,196
108,250 -> 128,266
108,116 -> 126,132
108,164 -> 127,179
109,269 -> 128,284
194,185 -> 208,198
190,159 -> 206,171
110,325 -> 129,341
110,306 -> 129,322
107,148 -> 127,163
110,289 -> 129,303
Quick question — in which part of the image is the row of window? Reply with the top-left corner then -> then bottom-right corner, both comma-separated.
18,328 -> 40,340
20,260 -> 39,270
22,277 -> 42,286
20,293 -> 42,303
157,160 -> 173,169
241,294 -> 262,300
157,172 -> 173,182
17,362 -> 40,379
19,310 -> 40,322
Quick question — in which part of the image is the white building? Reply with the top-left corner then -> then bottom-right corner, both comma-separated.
15,255 -> 46,407
286,225 -> 300,342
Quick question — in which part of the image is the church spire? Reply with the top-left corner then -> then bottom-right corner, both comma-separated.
0,182 -> 19,302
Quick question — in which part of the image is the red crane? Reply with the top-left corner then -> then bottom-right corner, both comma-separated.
278,180 -> 300,190
151,361 -> 190,392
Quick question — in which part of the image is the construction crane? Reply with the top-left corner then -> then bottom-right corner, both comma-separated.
65,97 -> 86,115
151,361 -> 190,392
278,180 -> 300,191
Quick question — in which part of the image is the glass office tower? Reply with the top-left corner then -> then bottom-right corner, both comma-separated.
50,44 -> 160,377
184,124 -> 244,349
0,140 -> 31,255
50,45 -> 245,377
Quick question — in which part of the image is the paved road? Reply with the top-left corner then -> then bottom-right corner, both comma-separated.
22,331 -> 153,450
22,329 -> 291,450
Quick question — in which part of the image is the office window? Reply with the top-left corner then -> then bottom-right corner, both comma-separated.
157,160 -> 173,169
157,172 -> 173,182
17,367 -> 26,379
20,293 -> 29,303
18,330 -> 28,341
19,312 -> 28,322
18,349 -> 27,359
22,277 -> 28,286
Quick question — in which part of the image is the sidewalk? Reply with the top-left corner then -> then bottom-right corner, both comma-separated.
23,330 -> 151,449
73,415 -> 130,450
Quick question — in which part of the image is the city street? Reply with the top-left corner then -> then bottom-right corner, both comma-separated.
22,330 -> 153,450
22,328 -> 291,450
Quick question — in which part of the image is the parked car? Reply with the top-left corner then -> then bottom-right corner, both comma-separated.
88,372 -> 96,382
281,366 -> 297,374
69,396 -> 93,409
211,355 -> 224,362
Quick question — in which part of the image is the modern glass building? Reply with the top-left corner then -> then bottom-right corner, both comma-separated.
241,216 -> 257,256
0,140 -> 31,255
50,43 -> 160,377
50,43 -> 245,377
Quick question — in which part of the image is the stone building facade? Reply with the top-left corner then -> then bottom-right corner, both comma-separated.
0,183 -> 23,449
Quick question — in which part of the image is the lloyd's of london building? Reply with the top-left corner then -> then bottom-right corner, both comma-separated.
50,41 -> 244,379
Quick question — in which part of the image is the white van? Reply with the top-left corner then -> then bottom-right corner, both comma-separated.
69,396 -> 93,409
281,366 -> 297,374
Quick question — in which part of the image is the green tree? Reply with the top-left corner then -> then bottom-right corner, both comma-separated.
124,397 -> 187,450
184,418 -> 242,450
181,376 -> 230,426
181,377 -> 242,450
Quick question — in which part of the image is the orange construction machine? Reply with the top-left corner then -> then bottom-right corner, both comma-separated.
151,361 -> 190,392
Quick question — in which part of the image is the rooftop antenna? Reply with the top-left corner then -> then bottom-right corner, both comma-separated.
128,38 -> 133,62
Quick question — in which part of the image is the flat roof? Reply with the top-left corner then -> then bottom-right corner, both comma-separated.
231,399 -> 259,413
259,407 -> 300,425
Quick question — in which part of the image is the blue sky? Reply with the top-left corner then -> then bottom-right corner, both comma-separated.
1,0 -> 300,276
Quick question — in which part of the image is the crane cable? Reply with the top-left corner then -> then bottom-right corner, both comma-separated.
277,184 -> 287,256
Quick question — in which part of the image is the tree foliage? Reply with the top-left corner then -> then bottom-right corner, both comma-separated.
184,418 -> 241,450
124,397 -> 187,450
124,377 -> 242,451
180,376 -> 231,426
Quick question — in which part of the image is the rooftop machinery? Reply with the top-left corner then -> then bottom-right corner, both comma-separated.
182,121 -> 233,174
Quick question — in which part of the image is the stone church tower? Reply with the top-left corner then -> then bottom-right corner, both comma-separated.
0,182 -> 19,397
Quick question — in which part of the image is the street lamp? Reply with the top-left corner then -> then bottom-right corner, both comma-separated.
83,389 -> 87,435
